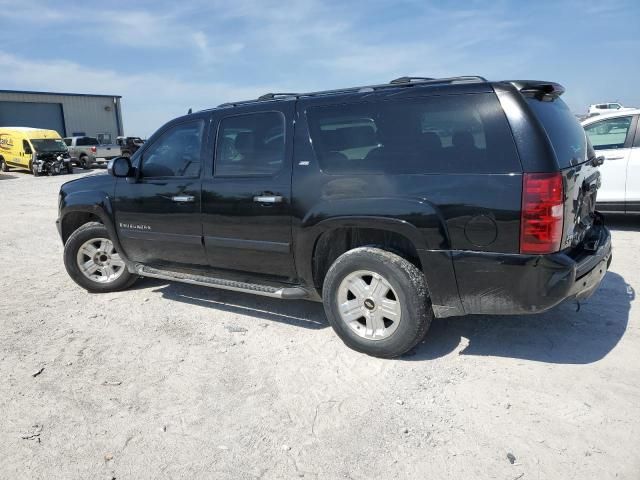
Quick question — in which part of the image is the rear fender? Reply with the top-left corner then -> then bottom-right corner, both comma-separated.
294,197 -> 462,314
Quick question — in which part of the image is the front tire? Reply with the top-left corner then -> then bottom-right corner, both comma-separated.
80,156 -> 89,169
322,247 -> 432,358
64,222 -> 137,293
0,157 -> 9,172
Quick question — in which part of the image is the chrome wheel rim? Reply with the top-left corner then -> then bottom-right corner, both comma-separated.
337,270 -> 401,341
76,238 -> 126,283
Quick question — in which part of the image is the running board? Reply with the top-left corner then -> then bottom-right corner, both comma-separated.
136,265 -> 310,299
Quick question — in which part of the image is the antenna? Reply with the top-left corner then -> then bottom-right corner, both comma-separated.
187,108 -> 192,114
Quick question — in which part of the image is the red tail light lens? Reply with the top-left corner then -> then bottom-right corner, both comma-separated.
520,172 -> 564,254
91,146 -> 97,153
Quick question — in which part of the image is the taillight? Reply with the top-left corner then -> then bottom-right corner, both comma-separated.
91,146 -> 97,153
520,172 -> 564,254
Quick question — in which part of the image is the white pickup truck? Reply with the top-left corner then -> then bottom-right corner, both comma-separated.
63,136 -> 122,169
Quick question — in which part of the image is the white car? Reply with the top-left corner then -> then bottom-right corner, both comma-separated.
582,109 -> 640,213
588,103 -> 635,116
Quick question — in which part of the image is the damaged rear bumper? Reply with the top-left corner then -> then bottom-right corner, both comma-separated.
450,223 -> 612,315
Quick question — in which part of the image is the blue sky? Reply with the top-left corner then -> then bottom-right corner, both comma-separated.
1,0 -> 639,136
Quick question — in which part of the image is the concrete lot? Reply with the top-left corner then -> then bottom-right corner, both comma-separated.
1,169 -> 639,479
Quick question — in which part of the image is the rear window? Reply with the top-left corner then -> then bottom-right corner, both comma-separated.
306,93 -> 520,174
77,137 -> 99,146
525,97 -> 593,168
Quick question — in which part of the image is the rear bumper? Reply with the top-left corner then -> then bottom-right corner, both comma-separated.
449,223 -> 612,316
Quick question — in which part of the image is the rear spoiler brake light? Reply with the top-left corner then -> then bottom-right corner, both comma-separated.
509,81 -> 565,100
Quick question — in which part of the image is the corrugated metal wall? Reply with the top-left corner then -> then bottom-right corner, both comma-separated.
0,92 -> 123,139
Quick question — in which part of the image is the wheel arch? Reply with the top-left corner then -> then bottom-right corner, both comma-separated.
58,190 -> 130,263
296,216 -> 429,294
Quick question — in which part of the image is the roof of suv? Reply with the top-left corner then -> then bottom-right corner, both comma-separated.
198,76 -> 565,113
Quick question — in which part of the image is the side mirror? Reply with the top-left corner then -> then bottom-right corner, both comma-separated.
108,156 -> 132,177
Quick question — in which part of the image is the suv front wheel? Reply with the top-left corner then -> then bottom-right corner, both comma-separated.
63,222 -> 137,292
322,247 -> 432,358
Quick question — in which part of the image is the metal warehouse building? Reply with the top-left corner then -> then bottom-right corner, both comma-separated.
0,90 -> 123,144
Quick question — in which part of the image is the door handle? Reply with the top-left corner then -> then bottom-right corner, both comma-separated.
172,195 -> 195,203
253,195 -> 283,204
605,156 -> 624,160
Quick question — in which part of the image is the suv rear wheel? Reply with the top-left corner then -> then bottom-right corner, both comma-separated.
63,222 -> 137,292
322,247 -> 432,358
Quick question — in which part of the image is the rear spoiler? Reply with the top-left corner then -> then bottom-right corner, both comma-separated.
507,81 -> 565,100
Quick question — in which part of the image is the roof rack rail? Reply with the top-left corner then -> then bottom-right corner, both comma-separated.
390,75 -> 487,85
215,75 -> 488,109
389,76 -> 435,84
258,92 -> 299,100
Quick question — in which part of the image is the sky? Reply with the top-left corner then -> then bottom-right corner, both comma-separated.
0,0 -> 639,137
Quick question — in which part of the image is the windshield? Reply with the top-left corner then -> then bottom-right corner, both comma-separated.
30,138 -> 68,153
526,97 -> 595,168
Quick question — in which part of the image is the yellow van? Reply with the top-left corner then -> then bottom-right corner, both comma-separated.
0,127 -> 72,176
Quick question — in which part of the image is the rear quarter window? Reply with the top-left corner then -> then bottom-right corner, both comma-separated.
306,93 -> 520,174
525,97 -> 593,168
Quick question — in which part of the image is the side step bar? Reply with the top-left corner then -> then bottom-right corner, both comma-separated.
136,265 -> 310,300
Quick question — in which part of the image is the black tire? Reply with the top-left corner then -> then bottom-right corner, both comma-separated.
66,163 -> 73,174
64,222 -> 138,293
0,157 -> 9,172
30,161 -> 40,177
322,247 -> 432,358
80,156 -> 89,169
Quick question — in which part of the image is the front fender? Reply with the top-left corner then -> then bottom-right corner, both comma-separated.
58,189 -> 129,263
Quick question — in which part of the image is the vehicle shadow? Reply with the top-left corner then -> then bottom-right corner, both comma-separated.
0,174 -> 19,180
150,280 -> 329,330
406,271 -> 632,364
604,213 -> 639,232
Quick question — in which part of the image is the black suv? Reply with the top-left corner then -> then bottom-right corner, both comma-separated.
57,76 -> 612,358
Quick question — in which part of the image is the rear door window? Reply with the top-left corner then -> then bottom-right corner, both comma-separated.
215,111 -> 285,176
306,93 -> 520,174
525,97 -> 593,168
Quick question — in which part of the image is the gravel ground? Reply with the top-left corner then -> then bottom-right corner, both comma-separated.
1,169 -> 639,480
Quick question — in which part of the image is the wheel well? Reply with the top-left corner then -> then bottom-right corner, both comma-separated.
312,227 -> 422,288
61,212 -> 102,243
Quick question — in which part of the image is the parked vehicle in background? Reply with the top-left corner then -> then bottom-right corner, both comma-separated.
0,127 -> 72,176
57,76 -> 611,358
588,103 -> 635,116
63,136 -> 121,169
582,109 -> 640,213
116,136 -> 145,158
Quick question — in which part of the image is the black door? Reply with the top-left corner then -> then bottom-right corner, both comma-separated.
201,104 -> 297,279
113,119 -> 207,267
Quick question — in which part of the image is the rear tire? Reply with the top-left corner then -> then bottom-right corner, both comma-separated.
0,157 -> 9,172
322,247 -> 432,358
64,222 -> 138,293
